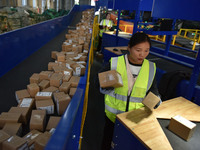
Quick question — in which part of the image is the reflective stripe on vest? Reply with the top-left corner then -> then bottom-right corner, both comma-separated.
105,104 -> 125,115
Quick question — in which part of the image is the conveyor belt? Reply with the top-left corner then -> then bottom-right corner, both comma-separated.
0,12 -> 82,113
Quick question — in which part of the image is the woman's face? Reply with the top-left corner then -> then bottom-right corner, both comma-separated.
106,14 -> 111,20
128,41 -> 150,65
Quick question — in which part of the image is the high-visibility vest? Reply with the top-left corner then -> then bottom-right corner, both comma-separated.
99,19 -> 112,37
105,55 -> 156,122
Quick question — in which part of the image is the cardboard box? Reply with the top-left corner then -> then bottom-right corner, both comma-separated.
69,76 -> 80,87
65,34 -> 71,39
53,66 -> 72,74
18,98 -> 35,110
8,107 -> 30,125
50,73 -> 63,87
98,70 -> 123,88
0,113 -> 21,129
168,115 -> 196,141
38,80 -> 50,90
15,89 -> 30,104
63,74 -> 72,82
56,94 -> 71,115
2,123 -> 22,136
39,71 -> 53,80
79,56 -> 87,61
34,132 -> 51,150
0,130 -> 10,150
72,63 -> 86,76
2,135 -> 28,150
48,62 -> 58,70
59,82 -> 71,94
69,88 -> 77,97
30,110 -> 46,132
27,83 -> 40,98
142,92 -> 160,110
62,43 -> 72,52
35,92 -> 52,100
77,61 -> 87,66
51,51 -> 58,59
56,53 -> 65,62
23,130 -> 42,149
30,73 -> 40,84
53,92 -> 65,103
35,99 -> 54,115
46,116 -> 61,131
42,86 -> 59,93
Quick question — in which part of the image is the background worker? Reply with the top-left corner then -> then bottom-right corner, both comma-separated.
97,13 -> 113,54
98,32 -> 162,150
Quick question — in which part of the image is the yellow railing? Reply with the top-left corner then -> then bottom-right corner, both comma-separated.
172,28 -> 200,50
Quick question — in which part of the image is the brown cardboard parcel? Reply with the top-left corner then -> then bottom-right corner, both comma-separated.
0,130 -> 10,150
168,115 -> 196,141
35,99 -> 54,115
48,62 -> 58,70
30,110 -> 46,132
38,80 -> 50,90
46,116 -> 61,131
69,88 -> 77,97
30,73 -> 40,84
98,70 -> 123,88
50,73 -> 63,87
8,107 -> 30,125
71,63 -> 85,76
34,132 -> 51,150
51,51 -> 59,59
69,76 -> 80,87
35,92 -> 52,100
63,74 -> 72,82
142,92 -> 160,110
27,83 -> 40,98
2,135 -> 28,150
23,130 -> 42,148
18,98 -> 35,111
42,86 -> 58,93
56,93 -> 71,115
59,82 -> 71,94
15,89 -> 30,104
39,71 -> 53,81
0,112 -> 21,129
2,123 -> 22,136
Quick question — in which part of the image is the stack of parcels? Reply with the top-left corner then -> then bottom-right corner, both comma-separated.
0,8 -> 94,150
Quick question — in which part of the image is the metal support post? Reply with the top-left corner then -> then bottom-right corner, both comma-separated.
185,50 -> 200,100
115,10 -> 121,46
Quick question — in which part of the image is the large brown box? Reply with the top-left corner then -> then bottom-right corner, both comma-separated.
27,83 -> 40,98
8,107 -> 30,125
142,92 -> 160,110
69,76 -> 80,87
42,86 -> 58,93
77,61 -> 87,66
23,130 -> 42,149
15,89 -> 30,104
46,116 -> 61,131
56,53 -> 66,62
71,63 -> 86,76
18,98 -> 35,110
48,62 -> 58,70
0,112 -> 21,129
62,43 -> 72,52
35,99 -> 54,115
30,110 -> 46,132
65,60 -> 77,68
56,93 -> 71,115
63,74 -> 72,82
30,73 -> 40,84
79,56 -> 87,61
34,132 -> 51,150
39,71 -> 53,80
0,130 -> 10,150
38,80 -> 50,90
168,115 -> 196,141
98,70 -> 123,88
50,73 -> 63,87
69,88 -> 77,97
2,123 -> 22,136
35,92 -> 52,100
2,135 -> 28,150
59,82 -> 71,94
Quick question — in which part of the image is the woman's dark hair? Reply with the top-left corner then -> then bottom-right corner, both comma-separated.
128,32 -> 151,48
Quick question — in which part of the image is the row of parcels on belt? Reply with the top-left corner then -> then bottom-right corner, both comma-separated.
0,8 -> 94,150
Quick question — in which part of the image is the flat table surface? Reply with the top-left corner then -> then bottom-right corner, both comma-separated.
116,97 -> 200,150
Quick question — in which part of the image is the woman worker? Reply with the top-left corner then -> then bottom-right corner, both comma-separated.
99,32 -> 161,150
97,13 -> 113,54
